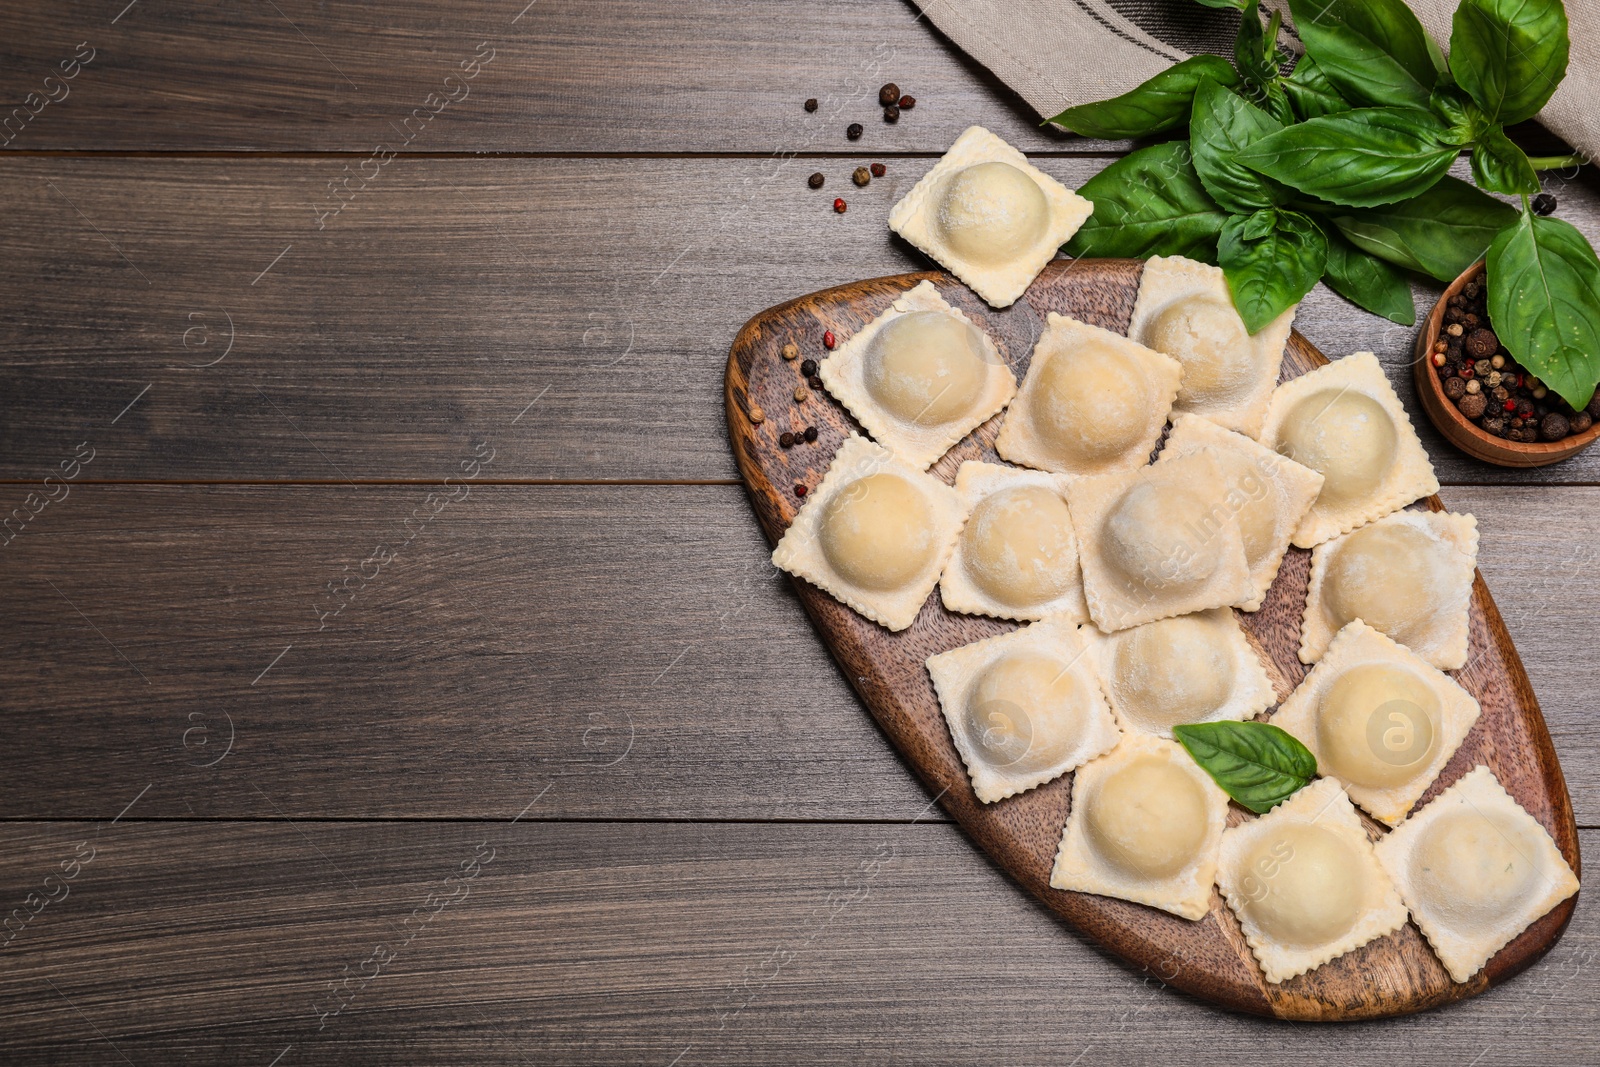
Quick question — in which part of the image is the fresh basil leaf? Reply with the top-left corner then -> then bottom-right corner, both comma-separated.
1064,141 -> 1229,262
1237,107 -> 1456,207
1472,126 -> 1541,195
1046,55 -> 1240,140
1285,56 -> 1350,120
1219,209 -> 1327,333
1451,0 -> 1569,125
1172,722 -> 1318,814
1429,84 -> 1488,146
1325,176 -> 1519,281
1190,78 -> 1287,214
1234,0 -> 1294,124
1487,209 -> 1600,410
1321,225 -> 1417,325
1287,0 -> 1438,110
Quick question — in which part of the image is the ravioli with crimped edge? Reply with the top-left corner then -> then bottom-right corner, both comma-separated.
1216,777 -> 1410,984
817,281 -> 1016,470
938,460 -> 1086,623
1156,413 -> 1323,612
1270,620 -> 1480,825
1259,352 -> 1440,548
1051,733 -> 1230,920
888,126 -> 1093,308
1301,510 -> 1478,669
1128,255 -> 1295,438
1374,766 -> 1579,984
771,435 -> 963,632
996,313 -> 1182,476
926,617 -> 1121,804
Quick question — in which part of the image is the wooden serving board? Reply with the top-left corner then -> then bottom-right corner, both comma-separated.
723,258 -> 1580,1021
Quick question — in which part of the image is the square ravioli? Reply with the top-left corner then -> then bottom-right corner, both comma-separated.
939,461 -> 1087,622
1050,733 -> 1229,920
818,281 -> 1017,469
889,125 -> 1093,308
1157,413 -> 1324,611
1271,620 -> 1480,825
1374,766 -> 1579,983
1085,609 -> 1277,739
1259,352 -> 1440,548
1301,510 -> 1478,669
1216,778 -> 1410,984
1067,449 -> 1257,633
1127,255 -> 1295,437
926,617 -> 1121,803
772,435 -> 963,631
995,313 -> 1182,476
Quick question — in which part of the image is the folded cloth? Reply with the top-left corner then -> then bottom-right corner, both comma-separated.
915,0 -> 1597,161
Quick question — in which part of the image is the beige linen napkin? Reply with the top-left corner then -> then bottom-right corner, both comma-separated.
915,0 -> 1597,160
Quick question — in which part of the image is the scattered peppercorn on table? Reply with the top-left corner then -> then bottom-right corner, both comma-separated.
0,1 -> 1597,1063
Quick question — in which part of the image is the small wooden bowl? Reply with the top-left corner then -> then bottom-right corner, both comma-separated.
1413,261 -> 1600,466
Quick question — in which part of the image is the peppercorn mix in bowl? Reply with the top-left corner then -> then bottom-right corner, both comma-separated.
1414,261 -> 1600,467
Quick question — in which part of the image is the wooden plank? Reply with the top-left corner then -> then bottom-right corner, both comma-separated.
0,483 -> 1596,828
0,820 -> 1594,1062
0,0 -> 1080,154
725,261 -> 1576,1020
1,157 -> 1598,485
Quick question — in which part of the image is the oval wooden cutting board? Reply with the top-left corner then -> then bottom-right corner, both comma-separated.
723,258 -> 1580,1021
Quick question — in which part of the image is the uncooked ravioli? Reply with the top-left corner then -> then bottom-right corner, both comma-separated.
1127,255 -> 1295,436
818,281 -> 1016,469
889,126 -> 1093,308
771,435 -> 964,631
939,461 -> 1086,622
996,313 -> 1182,476
1271,619 -> 1480,825
1050,733 -> 1229,920
1374,766 -> 1579,983
1259,352 -> 1439,547
1301,510 -> 1479,668
1215,777 -> 1409,983
926,617 -> 1121,803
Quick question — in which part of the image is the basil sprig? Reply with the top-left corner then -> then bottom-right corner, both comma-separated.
1052,0 -> 1600,402
1172,721 -> 1317,814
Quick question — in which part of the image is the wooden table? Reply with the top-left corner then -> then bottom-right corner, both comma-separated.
0,2 -> 1594,1062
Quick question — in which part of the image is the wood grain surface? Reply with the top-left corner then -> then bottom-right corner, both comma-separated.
725,260 -> 1580,1020
1,0 -> 1597,1059
0,157 -> 1596,484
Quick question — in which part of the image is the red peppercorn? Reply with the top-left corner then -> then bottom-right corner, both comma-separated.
794,484 -> 808,497
1504,399 -> 1517,412
870,162 -> 886,177
1459,363 -> 1475,379
823,330 -> 836,349
833,197 -> 847,213
898,95 -> 916,109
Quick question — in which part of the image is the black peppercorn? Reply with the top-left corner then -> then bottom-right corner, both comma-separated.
879,83 -> 900,106
1482,414 -> 1508,435
1532,193 -> 1557,216
808,375 -> 823,391
1587,393 -> 1600,419
846,122 -> 863,141
779,431 -> 795,448
808,172 -> 824,189
800,358 -> 818,377
1444,376 -> 1467,401
804,98 -> 818,112
883,104 -> 900,123
803,426 -> 818,443
1572,412 -> 1594,433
